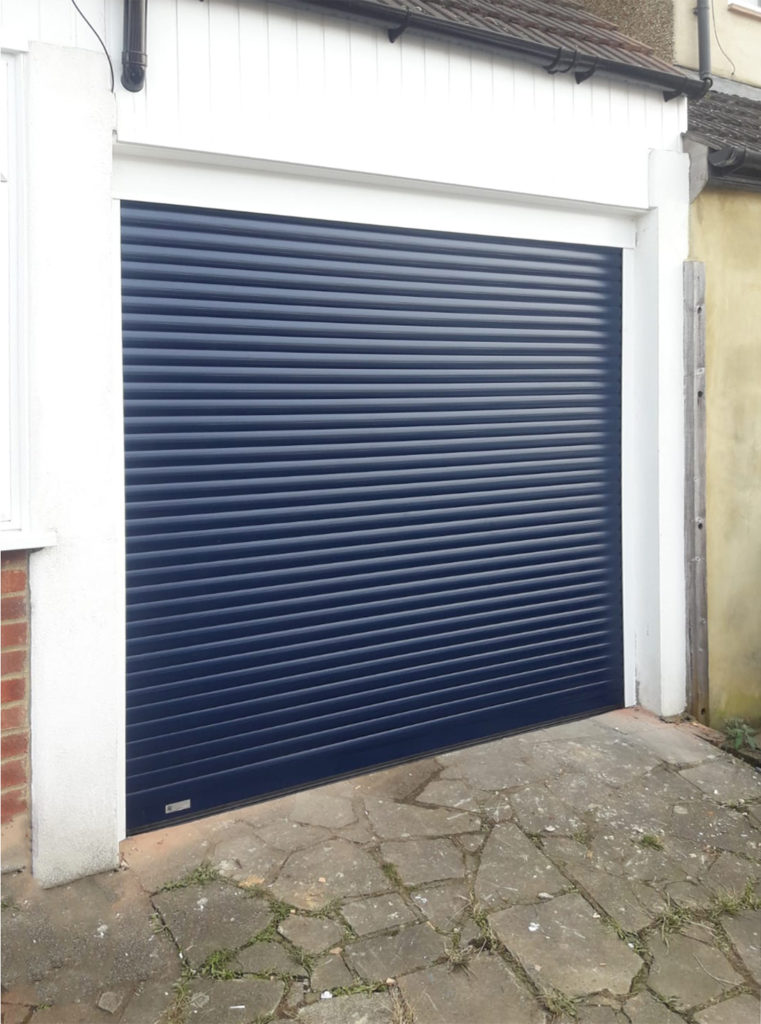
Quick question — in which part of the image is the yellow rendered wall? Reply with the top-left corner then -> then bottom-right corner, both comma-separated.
674,0 -> 761,87
691,189 -> 761,728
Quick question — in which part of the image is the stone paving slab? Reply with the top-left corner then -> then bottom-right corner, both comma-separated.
341,893 -> 417,936
409,880 -> 471,930
397,953 -> 546,1023
379,837 -> 465,885
235,940 -> 302,975
343,922 -> 446,979
680,758 -> 761,804
475,822 -> 566,907
721,908 -> 761,983
647,932 -> 744,1010
278,914 -> 344,953
363,796 -> 481,838
310,953 -> 354,992
490,893 -> 644,997
287,791 -> 357,829
622,990 -> 685,1023
296,991 -> 393,1023
270,839 -> 389,909
693,994 -> 761,1024
594,709 -> 720,766
186,977 -> 284,1022
152,881 -> 272,967
212,826 -> 286,887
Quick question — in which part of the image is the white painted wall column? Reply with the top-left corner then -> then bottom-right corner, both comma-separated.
629,149 -> 690,717
26,43 -> 124,887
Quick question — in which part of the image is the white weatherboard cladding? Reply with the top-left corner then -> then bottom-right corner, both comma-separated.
2,0 -> 690,883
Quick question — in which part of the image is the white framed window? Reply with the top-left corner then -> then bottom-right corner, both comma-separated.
1,49 -> 55,551
728,0 -> 761,16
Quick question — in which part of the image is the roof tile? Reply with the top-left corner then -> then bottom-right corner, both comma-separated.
689,91 -> 761,152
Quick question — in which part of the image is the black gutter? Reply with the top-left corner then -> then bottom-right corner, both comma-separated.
708,144 -> 761,184
302,0 -> 709,100
122,0 -> 147,92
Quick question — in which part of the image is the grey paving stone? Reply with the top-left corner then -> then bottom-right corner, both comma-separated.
96,990 -> 123,1014
703,850 -> 761,894
668,798 -> 761,858
490,893 -> 643,997
662,879 -> 714,909
439,739 -> 552,790
341,894 -> 417,936
574,1006 -> 627,1024
595,710 -> 717,766
647,932 -> 744,1010
349,760 -> 438,800
459,832 -> 486,852
296,991 -> 393,1023
563,864 -> 657,932
310,953 -> 353,993
186,978 -> 284,1022
270,839 -> 389,910
363,797 -> 480,839
287,792 -> 357,829
152,882 -> 272,968
398,953 -> 545,1024
343,922 -> 446,979
278,915 -> 344,953
681,758 -> 761,805
584,768 -> 696,836
235,941 -> 301,976
380,838 -> 465,886
587,833 -> 687,884
545,732 -> 661,787
722,908 -> 761,983
256,821 -> 334,853
542,769 -> 619,816
119,979 -> 178,1024
0,869 -> 180,1005
474,822 -> 566,907
416,779 -> 483,811
410,881 -> 471,931
622,990 -> 685,1023
212,828 -> 285,887
694,994 -> 761,1024
509,785 -> 585,836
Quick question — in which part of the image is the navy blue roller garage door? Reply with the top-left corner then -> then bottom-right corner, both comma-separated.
122,201 -> 623,832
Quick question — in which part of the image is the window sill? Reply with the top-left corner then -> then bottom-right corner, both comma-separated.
728,2 -> 761,19
1,529 -> 58,552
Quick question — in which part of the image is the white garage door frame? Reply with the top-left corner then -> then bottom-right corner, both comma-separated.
30,141 -> 688,885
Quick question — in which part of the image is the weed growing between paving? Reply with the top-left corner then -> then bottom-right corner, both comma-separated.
638,834 -> 664,850
381,861 -> 408,892
390,985 -> 415,1024
541,987 -> 579,1020
442,929 -> 474,972
198,947 -> 240,980
331,981 -> 388,997
653,881 -> 760,948
159,862 -> 221,892
723,718 -> 758,751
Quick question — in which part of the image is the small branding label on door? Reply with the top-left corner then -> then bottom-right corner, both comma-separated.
165,799 -> 191,814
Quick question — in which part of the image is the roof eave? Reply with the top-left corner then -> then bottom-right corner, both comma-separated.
297,0 -> 707,100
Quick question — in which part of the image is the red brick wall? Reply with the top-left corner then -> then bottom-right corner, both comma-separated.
1,551 -> 30,826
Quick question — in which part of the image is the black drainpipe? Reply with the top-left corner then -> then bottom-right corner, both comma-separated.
122,0 -> 147,92
696,0 -> 713,88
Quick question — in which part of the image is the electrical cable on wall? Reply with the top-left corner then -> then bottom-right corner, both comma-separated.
710,0 -> 737,76
70,0 -> 115,92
